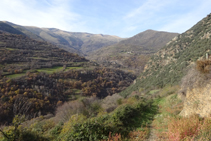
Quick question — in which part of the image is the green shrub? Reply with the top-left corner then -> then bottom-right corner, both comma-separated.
18,130 -> 49,141
1,125 -> 49,141
57,101 -> 153,141
30,119 -> 55,134
116,98 -> 122,105
49,122 -> 63,137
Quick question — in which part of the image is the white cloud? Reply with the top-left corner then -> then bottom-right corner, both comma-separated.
159,0 -> 211,33
121,0 -> 179,36
124,0 -> 172,21
0,0 -> 210,37
0,0 -> 86,32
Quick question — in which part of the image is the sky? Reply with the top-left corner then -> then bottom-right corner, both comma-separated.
0,0 -> 211,38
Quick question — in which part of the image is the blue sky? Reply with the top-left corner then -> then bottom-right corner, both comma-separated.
0,0 -> 211,37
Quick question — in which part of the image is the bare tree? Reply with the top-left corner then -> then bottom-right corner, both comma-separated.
0,96 -> 32,140
13,96 -> 32,117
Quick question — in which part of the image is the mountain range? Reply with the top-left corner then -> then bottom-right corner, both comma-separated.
87,30 -> 178,73
0,21 -> 123,55
0,21 -> 179,74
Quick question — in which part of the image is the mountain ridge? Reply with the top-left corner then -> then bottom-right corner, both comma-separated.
87,29 -> 178,73
2,21 -> 123,55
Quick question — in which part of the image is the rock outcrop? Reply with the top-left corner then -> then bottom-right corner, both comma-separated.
180,83 -> 211,117
180,60 -> 211,117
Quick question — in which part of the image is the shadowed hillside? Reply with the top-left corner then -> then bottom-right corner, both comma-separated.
0,22 -> 25,36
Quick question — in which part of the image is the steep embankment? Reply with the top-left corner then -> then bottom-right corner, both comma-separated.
87,30 -> 178,73
120,13 -> 211,97
180,83 -> 211,117
179,60 -> 211,117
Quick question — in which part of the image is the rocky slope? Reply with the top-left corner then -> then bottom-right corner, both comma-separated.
120,13 -> 211,96
142,14 -> 211,87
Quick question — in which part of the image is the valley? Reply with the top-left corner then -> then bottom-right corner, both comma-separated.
1,13 -> 211,141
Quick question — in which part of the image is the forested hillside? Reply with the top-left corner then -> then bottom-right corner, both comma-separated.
0,31 -> 87,77
0,31 -> 136,124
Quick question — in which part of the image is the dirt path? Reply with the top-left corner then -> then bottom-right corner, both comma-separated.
145,125 -> 157,141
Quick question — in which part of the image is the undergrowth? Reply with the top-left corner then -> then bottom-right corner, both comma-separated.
0,96 -> 157,141
152,93 -> 211,140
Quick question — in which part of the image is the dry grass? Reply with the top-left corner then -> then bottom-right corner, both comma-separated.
196,59 -> 211,74
166,115 -> 201,140
102,132 -> 122,141
152,93 -> 211,141
155,60 -> 211,140
128,128 -> 150,141
164,115 -> 211,140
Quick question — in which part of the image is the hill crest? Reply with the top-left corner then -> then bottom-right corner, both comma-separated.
87,29 -> 178,74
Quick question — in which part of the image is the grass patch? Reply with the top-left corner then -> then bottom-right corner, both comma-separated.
149,89 -> 160,95
36,66 -> 64,74
6,73 -> 26,79
30,57 -> 50,60
74,89 -> 82,94
74,94 -> 84,99
6,48 -> 16,50
152,94 -> 184,139
6,70 -> 27,79
65,67 -> 83,71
